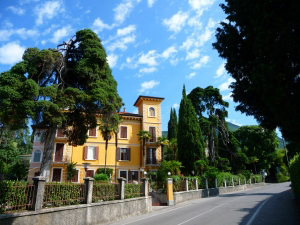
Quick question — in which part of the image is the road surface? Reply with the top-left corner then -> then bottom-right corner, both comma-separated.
108,182 -> 300,225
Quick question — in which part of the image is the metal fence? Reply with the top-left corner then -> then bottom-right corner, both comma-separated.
188,180 -> 196,190
0,181 -> 35,214
173,179 -> 185,192
92,182 -> 119,202
124,183 -> 143,199
43,182 -> 85,208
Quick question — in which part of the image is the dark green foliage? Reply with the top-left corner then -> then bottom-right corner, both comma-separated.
124,184 -> 142,198
287,141 -> 300,161
234,126 -> 279,173
178,85 -> 205,174
9,160 -> 30,180
97,168 -> 113,177
156,160 -> 183,182
269,149 -> 290,182
94,173 -> 109,181
92,183 -> 116,202
213,0 -> 300,143
290,154 -> 300,198
168,108 -> 178,140
0,29 -> 122,178
67,162 -> 77,181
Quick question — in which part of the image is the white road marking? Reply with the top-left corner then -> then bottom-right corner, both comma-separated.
245,197 -> 272,225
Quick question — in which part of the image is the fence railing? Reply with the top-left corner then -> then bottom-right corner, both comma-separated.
43,182 -> 86,208
93,182 -> 119,202
0,181 -> 35,214
173,179 -> 185,192
124,183 -> 143,199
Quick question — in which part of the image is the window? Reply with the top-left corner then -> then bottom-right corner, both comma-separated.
33,150 -> 42,162
86,170 -> 94,178
54,143 -> 64,162
119,170 -> 128,182
149,107 -> 156,117
34,130 -> 45,142
147,148 -> 157,165
84,146 -> 99,160
116,148 -> 131,161
34,171 -> 40,177
52,168 -> 62,182
56,128 -> 65,138
149,127 -> 156,142
128,171 -> 139,183
120,126 -> 128,139
88,127 -> 97,137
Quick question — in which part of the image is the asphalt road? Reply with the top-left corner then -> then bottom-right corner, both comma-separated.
108,182 -> 300,225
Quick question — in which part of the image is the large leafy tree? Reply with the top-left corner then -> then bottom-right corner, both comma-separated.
0,29 -> 122,181
168,108 -> 177,141
188,86 -> 229,164
137,130 -> 152,167
156,136 -> 169,161
178,85 -> 205,174
234,126 -> 279,173
213,0 -> 300,143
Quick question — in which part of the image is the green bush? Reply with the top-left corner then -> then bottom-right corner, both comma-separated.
94,173 -> 109,181
96,168 -> 113,177
253,174 -> 263,183
216,172 -> 233,187
124,184 -> 142,198
92,183 -> 116,202
290,154 -> 300,198
276,173 -> 289,183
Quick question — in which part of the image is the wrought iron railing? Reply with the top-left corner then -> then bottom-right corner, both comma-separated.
92,182 -> 119,202
124,183 -> 143,199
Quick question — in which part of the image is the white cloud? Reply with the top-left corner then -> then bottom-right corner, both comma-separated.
161,46 -> 177,59
218,77 -> 235,91
93,18 -> 114,33
0,41 -> 25,65
113,0 -> 134,25
186,49 -> 200,60
117,25 -> 136,36
190,55 -> 210,69
170,58 -> 179,66
85,10 -> 90,14
41,40 -> 47,45
173,103 -> 179,109
34,1 -> 62,26
148,0 -> 157,7
108,35 -> 136,51
189,0 -> 214,12
186,72 -> 196,79
139,80 -> 160,94
3,19 -> 13,29
226,118 -> 242,126
195,18 -> 216,47
42,24 -> 59,35
222,92 -> 233,101
133,109 -> 139,114
188,17 -> 202,28
215,62 -> 226,78
0,28 -> 39,41
6,6 -> 25,15
107,54 -> 119,68
138,50 -> 158,66
163,11 -> 189,33
50,25 -> 73,44
139,67 -> 157,73
180,37 -> 195,51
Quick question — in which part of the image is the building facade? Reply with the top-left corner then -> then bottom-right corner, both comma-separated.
28,96 -> 164,183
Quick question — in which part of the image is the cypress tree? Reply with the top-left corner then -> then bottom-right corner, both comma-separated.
168,108 -> 178,140
178,85 -> 205,174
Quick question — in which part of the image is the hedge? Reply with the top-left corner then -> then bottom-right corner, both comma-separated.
290,154 -> 300,199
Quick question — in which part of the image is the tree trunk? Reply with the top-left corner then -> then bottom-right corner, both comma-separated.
174,146 -> 177,161
253,163 -> 257,174
209,124 -> 215,164
104,138 -> 108,174
40,123 -> 57,182
161,144 -> 164,161
143,139 -> 146,168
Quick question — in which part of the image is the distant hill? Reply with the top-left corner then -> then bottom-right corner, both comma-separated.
163,122 -> 284,148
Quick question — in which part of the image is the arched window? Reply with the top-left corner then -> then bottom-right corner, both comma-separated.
149,107 -> 156,117
33,150 -> 42,162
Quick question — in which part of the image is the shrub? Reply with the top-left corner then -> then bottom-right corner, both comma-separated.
96,168 -> 113,177
67,162 -> 77,181
94,173 -> 108,181
216,172 -> 233,187
290,154 -> 300,198
276,173 -> 289,183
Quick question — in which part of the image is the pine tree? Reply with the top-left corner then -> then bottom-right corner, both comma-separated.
168,108 -> 178,140
178,85 -> 205,174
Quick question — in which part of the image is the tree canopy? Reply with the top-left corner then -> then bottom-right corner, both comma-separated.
168,108 -> 178,141
213,0 -> 300,143
0,29 -> 123,180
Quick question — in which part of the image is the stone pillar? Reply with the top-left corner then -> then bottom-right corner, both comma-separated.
84,177 -> 94,204
232,177 -> 234,187
142,178 -> 149,196
224,179 -> 227,188
32,176 -> 46,211
254,177 -> 256,183
118,178 -> 126,200
249,178 -> 251,184
194,178 -> 198,190
184,178 -> 189,191
205,178 -> 208,190
167,178 -> 174,206
238,177 -> 241,186
215,178 -> 218,188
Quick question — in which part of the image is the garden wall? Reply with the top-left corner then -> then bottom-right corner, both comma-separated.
0,196 -> 152,225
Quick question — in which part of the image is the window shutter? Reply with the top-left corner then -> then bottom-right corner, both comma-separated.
128,171 -> 132,183
147,148 -> 150,165
55,143 -> 64,162
121,126 -> 127,138
84,146 -> 88,160
95,146 -> 99,160
152,148 -> 157,164
89,127 -> 96,137
152,127 -> 156,142
116,147 -> 120,160
127,148 -> 131,161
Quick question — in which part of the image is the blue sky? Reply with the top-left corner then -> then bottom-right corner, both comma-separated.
0,0 -> 262,132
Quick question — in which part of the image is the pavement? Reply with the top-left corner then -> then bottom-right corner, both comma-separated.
108,182 -> 300,225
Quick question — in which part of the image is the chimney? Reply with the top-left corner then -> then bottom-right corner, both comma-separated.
124,107 -> 126,112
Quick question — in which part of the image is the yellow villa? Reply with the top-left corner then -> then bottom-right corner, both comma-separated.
28,95 -> 164,183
